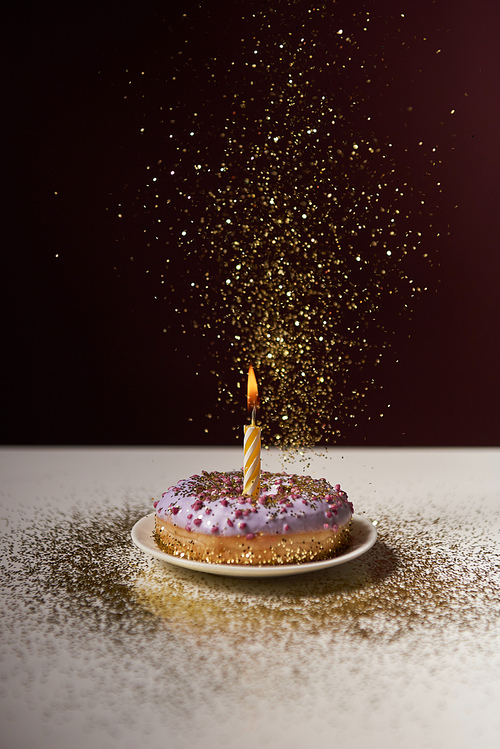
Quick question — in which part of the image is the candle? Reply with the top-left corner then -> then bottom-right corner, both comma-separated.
243,365 -> 261,497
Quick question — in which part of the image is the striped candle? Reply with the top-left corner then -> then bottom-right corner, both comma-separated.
243,366 -> 261,497
243,422 -> 261,497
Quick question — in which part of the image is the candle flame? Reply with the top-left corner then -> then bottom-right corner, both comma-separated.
247,366 -> 259,412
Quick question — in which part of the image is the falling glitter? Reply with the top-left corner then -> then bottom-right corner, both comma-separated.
115,3 -> 446,447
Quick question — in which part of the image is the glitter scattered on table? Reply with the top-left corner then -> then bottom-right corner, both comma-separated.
1,495 -> 499,745
1,448 -> 499,747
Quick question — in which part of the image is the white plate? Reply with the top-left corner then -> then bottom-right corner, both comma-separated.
131,513 -> 377,578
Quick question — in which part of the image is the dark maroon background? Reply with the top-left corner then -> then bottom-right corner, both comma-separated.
1,0 -> 499,446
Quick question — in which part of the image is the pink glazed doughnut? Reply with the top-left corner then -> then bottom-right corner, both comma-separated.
153,470 -> 353,565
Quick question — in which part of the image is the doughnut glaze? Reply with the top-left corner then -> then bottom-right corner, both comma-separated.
153,470 -> 353,565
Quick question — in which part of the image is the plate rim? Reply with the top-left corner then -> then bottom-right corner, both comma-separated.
131,512 -> 377,577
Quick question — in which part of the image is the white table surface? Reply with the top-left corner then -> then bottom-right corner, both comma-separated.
1,447 -> 499,749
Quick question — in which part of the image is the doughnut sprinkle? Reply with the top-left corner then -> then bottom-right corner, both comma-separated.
153,470 -> 353,565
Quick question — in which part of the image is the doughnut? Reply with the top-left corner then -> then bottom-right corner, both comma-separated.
153,470 -> 353,565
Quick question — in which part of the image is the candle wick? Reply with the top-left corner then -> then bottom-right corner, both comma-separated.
251,406 -> 256,426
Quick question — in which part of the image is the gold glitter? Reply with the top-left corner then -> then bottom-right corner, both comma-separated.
2,498 -> 497,642
136,508 -> 500,643
1,493 -> 499,740
115,5 -> 444,448
153,517 -> 351,565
